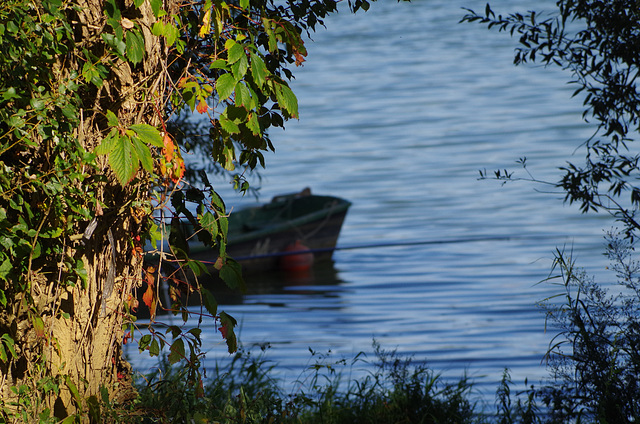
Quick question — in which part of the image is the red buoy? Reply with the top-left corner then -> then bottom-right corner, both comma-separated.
279,240 -> 314,272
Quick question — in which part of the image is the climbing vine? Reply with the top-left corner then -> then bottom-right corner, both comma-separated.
0,0 -> 369,420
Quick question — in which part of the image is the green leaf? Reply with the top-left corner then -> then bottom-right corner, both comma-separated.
102,33 -> 126,58
219,311 -> 238,353
109,135 -> 139,185
150,0 -> 163,17
218,214 -> 228,239
232,54 -> 248,80
75,259 -> 88,288
225,39 -> 244,64
219,114 -> 240,135
0,334 -> 16,362
186,259 -> 207,277
131,137 -> 153,173
249,52 -> 267,88
168,338 -> 185,364
216,73 -> 236,101
105,110 -> 119,127
138,334 -> 152,352
275,83 -> 298,118
94,128 -> 118,155
199,211 -> 218,239
133,0 -> 144,7
151,21 -> 165,37
247,112 -> 260,135
0,258 -> 12,281
149,338 -> 160,356
209,59 -> 228,70
125,29 -> 145,65
219,258 -> 245,292
130,123 -> 163,147
210,190 -> 226,213
164,20 -> 179,46
201,287 -> 217,317
30,97 -> 45,111
65,375 -> 82,407
0,289 -> 6,308
234,82 -> 252,108
1,334 -> 16,359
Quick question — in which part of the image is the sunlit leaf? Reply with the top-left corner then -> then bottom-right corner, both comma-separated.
130,123 -> 164,147
216,73 -> 236,101
109,135 -> 139,185
125,29 -> 145,65
249,52 -> 267,88
131,136 -> 153,172
200,7 -> 212,38
275,83 -> 298,118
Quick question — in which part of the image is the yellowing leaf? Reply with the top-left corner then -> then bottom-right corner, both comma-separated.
200,8 -> 212,38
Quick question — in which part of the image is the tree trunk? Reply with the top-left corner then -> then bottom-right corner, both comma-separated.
0,0 -> 169,419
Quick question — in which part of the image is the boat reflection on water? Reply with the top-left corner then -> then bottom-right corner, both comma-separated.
197,259 -> 344,306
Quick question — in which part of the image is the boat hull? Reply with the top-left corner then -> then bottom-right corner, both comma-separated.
189,193 -> 351,273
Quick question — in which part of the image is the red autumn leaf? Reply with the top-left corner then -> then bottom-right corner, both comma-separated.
196,99 -> 208,114
294,51 -> 306,66
218,311 -> 238,353
163,134 -> 175,162
142,283 -> 157,320
171,155 -> 185,183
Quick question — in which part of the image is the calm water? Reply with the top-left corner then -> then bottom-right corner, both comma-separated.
129,0 -> 616,404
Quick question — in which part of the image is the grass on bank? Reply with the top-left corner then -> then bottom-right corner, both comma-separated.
130,342 -> 519,424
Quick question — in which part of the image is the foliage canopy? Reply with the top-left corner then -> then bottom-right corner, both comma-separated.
463,0 -> 640,238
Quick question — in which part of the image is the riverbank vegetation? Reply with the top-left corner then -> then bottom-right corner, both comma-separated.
107,232 -> 640,424
79,231 -> 640,422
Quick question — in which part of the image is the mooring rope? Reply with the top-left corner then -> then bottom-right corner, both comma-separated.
232,234 -> 560,261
